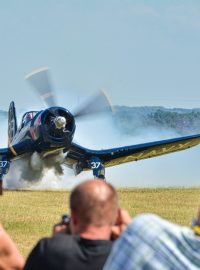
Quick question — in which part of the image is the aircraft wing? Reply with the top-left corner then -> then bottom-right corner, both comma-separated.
65,134 -> 200,172
0,140 -> 34,160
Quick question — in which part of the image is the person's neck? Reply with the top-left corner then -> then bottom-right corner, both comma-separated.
78,225 -> 111,240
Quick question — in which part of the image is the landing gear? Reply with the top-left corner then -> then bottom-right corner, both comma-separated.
0,157 -> 10,195
0,179 -> 2,196
89,157 -> 105,180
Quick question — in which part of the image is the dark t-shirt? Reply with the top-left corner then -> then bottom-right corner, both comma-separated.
24,234 -> 112,270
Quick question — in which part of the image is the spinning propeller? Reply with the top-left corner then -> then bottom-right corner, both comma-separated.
25,67 -> 56,107
25,67 -> 113,122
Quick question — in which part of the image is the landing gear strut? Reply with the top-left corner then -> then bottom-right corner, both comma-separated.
0,157 -> 10,195
89,157 -> 105,180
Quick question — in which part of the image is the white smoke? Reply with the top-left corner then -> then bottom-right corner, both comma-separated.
75,115 -> 200,187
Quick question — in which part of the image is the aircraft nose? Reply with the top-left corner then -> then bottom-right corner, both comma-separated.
54,116 -> 66,129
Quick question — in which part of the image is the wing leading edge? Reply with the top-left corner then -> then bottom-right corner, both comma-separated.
65,134 -> 200,173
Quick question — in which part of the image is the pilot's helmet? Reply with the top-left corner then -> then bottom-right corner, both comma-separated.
25,113 -> 33,123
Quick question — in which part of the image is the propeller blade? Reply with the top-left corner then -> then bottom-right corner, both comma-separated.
73,89 -> 113,119
25,68 -> 113,120
25,67 -> 56,107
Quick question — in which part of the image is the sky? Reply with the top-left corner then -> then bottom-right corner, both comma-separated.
1,0 -> 200,187
1,0 -> 200,110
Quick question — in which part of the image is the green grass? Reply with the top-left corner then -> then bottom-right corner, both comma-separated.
1,188 -> 200,257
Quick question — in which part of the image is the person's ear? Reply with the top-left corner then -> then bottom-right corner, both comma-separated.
114,208 -> 121,225
70,210 -> 78,225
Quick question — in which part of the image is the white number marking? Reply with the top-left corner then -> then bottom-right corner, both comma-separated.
90,162 -> 101,169
0,161 -> 8,168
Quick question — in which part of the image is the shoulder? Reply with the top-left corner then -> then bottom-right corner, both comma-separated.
103,214 -> 182,270
126,213 -> 164,234
24,234 -> 78,269
120,213 -> 183,246
128,213 -> 178,233
124,213 -> 196,250
26,234 -> 78,259
37,234 -> 78,252
131,213 -> 165,225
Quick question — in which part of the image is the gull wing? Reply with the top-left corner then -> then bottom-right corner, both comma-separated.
65,134 -> 200,172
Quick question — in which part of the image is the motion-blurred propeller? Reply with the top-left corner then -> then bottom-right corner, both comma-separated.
73,90 -> 113,119
25,67 -> 56,107
25,67 -> 113,120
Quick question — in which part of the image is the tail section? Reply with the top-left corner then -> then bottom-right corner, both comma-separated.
8,101 -> 17,144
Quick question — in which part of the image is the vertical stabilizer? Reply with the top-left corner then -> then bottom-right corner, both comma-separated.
8,101 -> 17,144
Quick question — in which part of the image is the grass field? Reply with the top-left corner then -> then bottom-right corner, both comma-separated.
1,188 -> 200,258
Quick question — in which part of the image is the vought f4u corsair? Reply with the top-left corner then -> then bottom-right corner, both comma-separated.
1,67 -> 200,194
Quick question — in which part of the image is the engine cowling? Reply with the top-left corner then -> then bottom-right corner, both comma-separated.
38,107 -> 76,150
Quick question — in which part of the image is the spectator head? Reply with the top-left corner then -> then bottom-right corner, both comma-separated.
69,179 -> 118,235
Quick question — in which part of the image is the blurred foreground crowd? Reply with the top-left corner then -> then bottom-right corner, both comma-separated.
2,179 -> 200,270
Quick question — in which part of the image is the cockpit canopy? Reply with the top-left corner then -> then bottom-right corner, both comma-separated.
20,111 -> 38,129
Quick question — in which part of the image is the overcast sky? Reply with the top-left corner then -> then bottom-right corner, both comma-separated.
1,1 -> 200,187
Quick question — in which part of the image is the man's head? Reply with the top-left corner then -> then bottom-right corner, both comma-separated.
69,179 -> 118,236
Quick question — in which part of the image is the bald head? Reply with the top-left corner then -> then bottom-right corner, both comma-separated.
70,180 -> 118,227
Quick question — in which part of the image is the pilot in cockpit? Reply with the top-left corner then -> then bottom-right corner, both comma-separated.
24,113 -> 33,125
20,112 -> 35,130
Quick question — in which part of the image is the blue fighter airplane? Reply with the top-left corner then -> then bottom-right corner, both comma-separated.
1,67 -> 200,194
